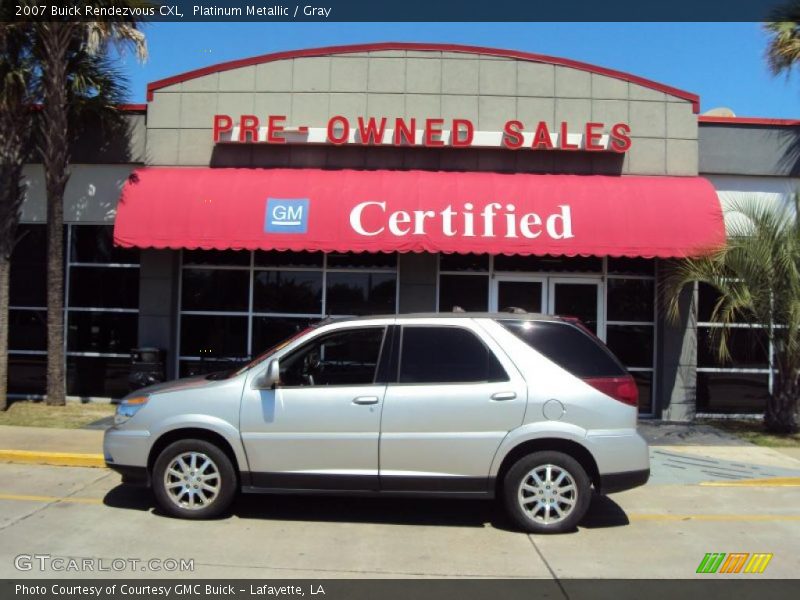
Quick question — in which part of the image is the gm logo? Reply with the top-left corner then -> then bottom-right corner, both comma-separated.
264,198 -> 309,234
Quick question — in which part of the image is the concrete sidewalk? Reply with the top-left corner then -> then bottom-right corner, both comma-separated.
0,425 -> 104,467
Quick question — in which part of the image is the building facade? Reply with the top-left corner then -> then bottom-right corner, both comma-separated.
8,43 -> 799,420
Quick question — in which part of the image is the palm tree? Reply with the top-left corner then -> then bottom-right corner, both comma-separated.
663,195 -> 800,434
766,2 -> 800,76
0,20 -> 34,411
30,8 -> 147,406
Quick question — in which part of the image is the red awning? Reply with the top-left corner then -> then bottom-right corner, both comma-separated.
114,168 -> 724,258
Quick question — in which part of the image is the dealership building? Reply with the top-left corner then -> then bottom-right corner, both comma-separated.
8,43 -> 799,419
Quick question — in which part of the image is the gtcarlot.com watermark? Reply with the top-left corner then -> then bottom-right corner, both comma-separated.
14,553 -> 194,573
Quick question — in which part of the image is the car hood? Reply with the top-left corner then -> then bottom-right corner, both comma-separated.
125,375 -> 214,398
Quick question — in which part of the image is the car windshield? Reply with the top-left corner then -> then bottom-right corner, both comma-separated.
213,326 -> 316,380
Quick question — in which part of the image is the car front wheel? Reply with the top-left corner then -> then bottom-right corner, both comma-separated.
152,439 -> 237,519
503,451 -> 591,534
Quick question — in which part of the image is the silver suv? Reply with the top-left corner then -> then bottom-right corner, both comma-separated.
104,313 -> 649,534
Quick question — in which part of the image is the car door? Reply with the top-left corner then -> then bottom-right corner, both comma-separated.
379,320 -> 527,493
240,324 -> 388,491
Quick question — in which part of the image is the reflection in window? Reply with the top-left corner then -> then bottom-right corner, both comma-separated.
9,224 -> 141,399
69,267 -> 139,309
605,325 -> 655,369
606,279 -> 654,322
439,274 -> 488,312
67,312 -> 138,354
253,271 -> 322,314
252,317 -> 315,355
696,372 -> 770,414
181,269 -> 249,312
180,315 -> 248,357
325,272 -> 396,315
178,251 -> 398,370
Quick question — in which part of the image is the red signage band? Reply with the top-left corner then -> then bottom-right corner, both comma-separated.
212,114 -> 632,152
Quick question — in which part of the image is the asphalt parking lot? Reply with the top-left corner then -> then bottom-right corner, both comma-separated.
1,448 -> 799,580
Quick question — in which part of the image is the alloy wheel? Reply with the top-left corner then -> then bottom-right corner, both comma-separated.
517,464 -> 578,525
163,451 -> 221,510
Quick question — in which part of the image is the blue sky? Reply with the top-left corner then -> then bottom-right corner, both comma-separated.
119,22 -> 799,118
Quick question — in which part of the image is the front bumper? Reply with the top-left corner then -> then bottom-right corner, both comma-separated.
106,463 -> 150,486
103,427 -> 151,481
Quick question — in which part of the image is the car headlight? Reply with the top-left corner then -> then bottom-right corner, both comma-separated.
114,395 -> 149,425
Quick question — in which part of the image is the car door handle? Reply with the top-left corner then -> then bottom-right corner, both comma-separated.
352,396 -> 380,405
490,391 -> 517,401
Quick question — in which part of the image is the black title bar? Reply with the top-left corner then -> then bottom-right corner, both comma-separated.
5,0 -> 797,22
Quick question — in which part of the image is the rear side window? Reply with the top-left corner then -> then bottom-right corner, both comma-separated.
399,326 -> 508,384
500,320 -> 625,378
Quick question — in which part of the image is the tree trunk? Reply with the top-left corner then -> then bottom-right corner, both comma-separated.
0,255 -> 9,411
765,378 -> 800,434
39,23 -> 74,407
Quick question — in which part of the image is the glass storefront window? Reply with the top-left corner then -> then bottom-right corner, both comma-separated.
325,272 -> 396,315
696,282 -> 773,414
183,249 -> 251,266
607,257 -> 655,276
67,356 -> 132,399
69,267 -> 139,309
438,274 -> 489,312
253,271 -> 322,314
606,279 -> 654,322
181,269 -> 250,312
440,253 -> 490,272
9,310 -> 47,351
252,317 -> 314,355
70,224 -> 138,264
494,255 -> 602,273
327,252 -> 397,269
8,355 -> 47,396
254,250 -> 324,268
606,325 -> 655,369
178,251 -> 398,369
696,372 -> 770,414
697,327 -> 769,369
67,312 -> 138,354
9,224 -> 48,307
8,224 -> 140,400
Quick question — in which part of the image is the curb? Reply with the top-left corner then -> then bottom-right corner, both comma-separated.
0,450 -> 106,468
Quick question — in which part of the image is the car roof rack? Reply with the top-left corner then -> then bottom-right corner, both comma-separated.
502,306 -> 528,314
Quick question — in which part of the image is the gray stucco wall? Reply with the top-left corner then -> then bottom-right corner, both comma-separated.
146,49 -> 698,176
20,164 -> 138,224
138,250 -> 181,380
700,123 -> 800,177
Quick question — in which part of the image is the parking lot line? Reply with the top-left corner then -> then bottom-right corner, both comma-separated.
0,493 -> 103,505
700,477 -> 800,487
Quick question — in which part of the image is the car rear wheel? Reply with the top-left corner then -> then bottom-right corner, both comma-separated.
503,451 -> 591,534
152,439 -> 237,519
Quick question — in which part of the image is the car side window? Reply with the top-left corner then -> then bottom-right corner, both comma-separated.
398,326 -> 508,384
279,327 -> 385,387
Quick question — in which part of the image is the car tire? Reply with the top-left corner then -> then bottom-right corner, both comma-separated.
502,451 -> 591,534
152,439 -> 237,519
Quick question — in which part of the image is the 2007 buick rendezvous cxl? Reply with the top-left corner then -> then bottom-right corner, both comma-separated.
104,312 -> 649,533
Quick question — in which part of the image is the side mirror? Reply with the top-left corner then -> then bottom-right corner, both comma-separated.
253,359 -> 280,390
